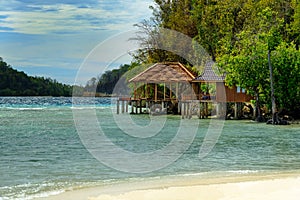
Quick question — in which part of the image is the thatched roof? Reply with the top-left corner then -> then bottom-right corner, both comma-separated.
129,62 -> 195,83
194,61 -> 225,82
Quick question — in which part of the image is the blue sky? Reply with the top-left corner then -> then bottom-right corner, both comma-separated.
0,0 -> 154,85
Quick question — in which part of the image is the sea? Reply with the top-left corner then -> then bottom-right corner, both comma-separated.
0,97 -> 300,200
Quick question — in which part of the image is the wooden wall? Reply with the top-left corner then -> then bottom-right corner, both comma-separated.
216,82 -> 253,102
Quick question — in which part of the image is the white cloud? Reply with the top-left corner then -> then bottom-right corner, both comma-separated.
0,0 -> 154,84
0,1 -> 153,34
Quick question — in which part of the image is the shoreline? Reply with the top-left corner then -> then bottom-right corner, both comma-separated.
35,171 -> 300,200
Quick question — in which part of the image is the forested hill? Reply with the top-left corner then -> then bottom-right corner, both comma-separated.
0,58 -> 72,96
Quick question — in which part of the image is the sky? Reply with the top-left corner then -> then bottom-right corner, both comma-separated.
0,0 -> 154,85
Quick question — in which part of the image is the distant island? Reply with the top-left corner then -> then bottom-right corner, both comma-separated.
0,57 -> 73,96
0,57 -> 131,97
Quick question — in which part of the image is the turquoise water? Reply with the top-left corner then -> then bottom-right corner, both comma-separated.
0,97 -> 300,199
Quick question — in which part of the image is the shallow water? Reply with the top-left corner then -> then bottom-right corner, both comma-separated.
0,97 -> 300,199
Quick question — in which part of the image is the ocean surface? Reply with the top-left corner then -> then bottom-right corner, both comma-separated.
0,97 -> 300,200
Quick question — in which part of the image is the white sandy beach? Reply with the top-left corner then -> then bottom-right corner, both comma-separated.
37,173 -> 300,200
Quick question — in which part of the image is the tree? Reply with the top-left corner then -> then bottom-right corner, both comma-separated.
218,4 -> 299,121
133,0 -> 198,64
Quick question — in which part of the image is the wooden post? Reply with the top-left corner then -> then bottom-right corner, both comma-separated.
181,102 -> 185,119
135,101 -> 138,114
155,84 -> 158,102
169,83 -> 172,99
252,103 -> 256,120
125,100 -> 128,113
205,102 -> 208,118
164,83 -> 166,100
184,102 -> 187,118
176,82 -> 179,100
117,100 -> 120,114
139,100 -> 142,114
234,102 -> 238,119
121,100 -> 124,113
146,101 -> 149,113
130,100 -> 133,114
198,101 -> 201,119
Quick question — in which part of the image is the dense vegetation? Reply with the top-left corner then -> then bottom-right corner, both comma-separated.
0,58 -> 72,96
129,0 -> 300,119
85,64 -> 132,95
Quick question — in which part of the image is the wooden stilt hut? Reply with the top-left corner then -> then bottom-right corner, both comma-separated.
116,61 -> 253,118
193,61 -> 253,119
124,62 -> 195,115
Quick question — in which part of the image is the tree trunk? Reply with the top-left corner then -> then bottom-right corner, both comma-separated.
268,50 -> 277,124
255,91 -> 263,122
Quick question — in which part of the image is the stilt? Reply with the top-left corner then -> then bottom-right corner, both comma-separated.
234,102 -> 238,119
121,100 -> 125,113
139,100 -> 142,114
198,102 -> 201,119
146,101 -> 149,113
181,102 -> 185,119
252,103 -> 256,120
155,84 -> 158,102
117,100 -> 120,114
186,102 -> 190,118
135,101 -> 138,114
131,100 -> 134,114
125,100 -> 128,113
205,102 -> 208,118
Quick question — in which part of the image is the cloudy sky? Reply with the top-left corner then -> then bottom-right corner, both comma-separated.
0,0 -> 154,85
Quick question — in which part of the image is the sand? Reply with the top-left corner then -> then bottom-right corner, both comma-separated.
36,173 -> 300,200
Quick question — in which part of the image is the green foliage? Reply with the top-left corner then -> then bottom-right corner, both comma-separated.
217,1 -> 300,112
0,58 -> 72,96
84,64 -> 133,94
132,0 -> 198,65
272,42 -> 300,110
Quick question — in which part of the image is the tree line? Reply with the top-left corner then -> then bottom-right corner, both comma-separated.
0,57 -> 73,96
84,64 -> 133,95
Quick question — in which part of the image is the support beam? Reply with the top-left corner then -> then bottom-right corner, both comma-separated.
146,101 -> 149,113
139,100 -> 142,114
234,102 -> 238,119
117,100 -> 120,114
169,83 -> 172,99
135,101 -> 138,114
125,100 -> 128,113
130,101 -> 134,114
181,102 -> 185,119
155,84 -> 158,102
176,82 -> 179,99
164,83 -> 166,100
